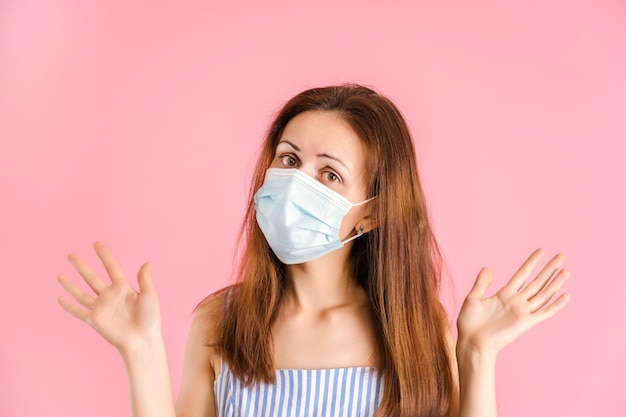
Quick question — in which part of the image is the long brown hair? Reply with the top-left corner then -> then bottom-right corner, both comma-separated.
215,84 -> 452,417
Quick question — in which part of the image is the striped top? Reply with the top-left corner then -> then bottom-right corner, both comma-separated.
214,360 -> 384,417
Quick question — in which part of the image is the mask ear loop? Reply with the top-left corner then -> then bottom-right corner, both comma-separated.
352,196 -> 377,207
342,195 -> 377,244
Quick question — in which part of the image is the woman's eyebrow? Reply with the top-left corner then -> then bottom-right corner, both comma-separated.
318,153 -> 350,174
279,140 -> 300,151
278,140 -> 350,173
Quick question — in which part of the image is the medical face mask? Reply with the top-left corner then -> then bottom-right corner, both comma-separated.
254,168 -> 376,264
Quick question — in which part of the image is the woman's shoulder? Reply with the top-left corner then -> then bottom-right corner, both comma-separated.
192,284 -> 237,345
175,285 -> 236,416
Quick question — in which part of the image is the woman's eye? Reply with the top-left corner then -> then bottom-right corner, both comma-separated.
323,171 -> 340,183
280,155 -> 298,167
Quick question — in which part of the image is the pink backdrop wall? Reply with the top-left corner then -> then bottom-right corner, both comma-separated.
1,1 -> 625,416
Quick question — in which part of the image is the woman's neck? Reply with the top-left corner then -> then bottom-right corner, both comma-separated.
283,250 -> 364,313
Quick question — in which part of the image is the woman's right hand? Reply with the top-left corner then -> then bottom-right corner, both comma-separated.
57,242 -> 162,357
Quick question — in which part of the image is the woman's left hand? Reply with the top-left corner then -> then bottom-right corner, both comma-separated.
456,249 -> 570,356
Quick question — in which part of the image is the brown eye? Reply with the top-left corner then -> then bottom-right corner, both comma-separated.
323,171 -> 341,183
280,155 -> 298,167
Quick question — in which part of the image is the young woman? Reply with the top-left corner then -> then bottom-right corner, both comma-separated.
57,84 -> 570,417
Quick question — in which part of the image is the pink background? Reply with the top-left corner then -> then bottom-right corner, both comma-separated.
1,1 -> 625,416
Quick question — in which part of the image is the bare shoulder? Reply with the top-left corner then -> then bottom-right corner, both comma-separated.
193,288 -> 229,345
175,287 -> 230,417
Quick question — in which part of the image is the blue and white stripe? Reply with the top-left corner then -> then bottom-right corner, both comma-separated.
214,361 -> 383,417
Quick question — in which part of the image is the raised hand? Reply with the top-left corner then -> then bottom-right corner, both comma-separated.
456,249 -> 570,356
57,242 -> 162,356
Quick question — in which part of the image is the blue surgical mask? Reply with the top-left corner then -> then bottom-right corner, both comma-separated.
254,168 -> 375,264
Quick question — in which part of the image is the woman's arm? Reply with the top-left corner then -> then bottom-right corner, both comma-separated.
123,335 -> 177,417
454,342 -> 497,417
175,294 -> 223,417
453,249 -> 570,417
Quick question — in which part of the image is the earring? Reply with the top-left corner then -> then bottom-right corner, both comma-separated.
358,225 -> 365,234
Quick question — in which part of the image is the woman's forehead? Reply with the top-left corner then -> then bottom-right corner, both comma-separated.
278,111 -> 366,164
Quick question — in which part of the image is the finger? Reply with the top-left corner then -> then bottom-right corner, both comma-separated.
528,268 -> 570,312
466,267 -> 494,299
93,241 -> 125,283
58,274 -> 96,309
508,248 -> 546,290
57,295 -> 90,323
137,262 -> 154,294
531,292 -> 571,324
522,254 -> 566,298
67,253 -> 107,294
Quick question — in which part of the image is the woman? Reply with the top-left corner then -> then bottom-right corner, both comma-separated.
57,84 -> 570,417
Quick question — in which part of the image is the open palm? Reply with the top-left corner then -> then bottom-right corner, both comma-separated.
57,242 -> 162,355
457,249 -> 570,355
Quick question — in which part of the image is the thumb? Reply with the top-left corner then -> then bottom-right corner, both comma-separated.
137,262 -> 154,293
466,267 -> 494,300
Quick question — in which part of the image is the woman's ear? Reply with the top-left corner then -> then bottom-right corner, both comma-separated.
355,213 -> 377,234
